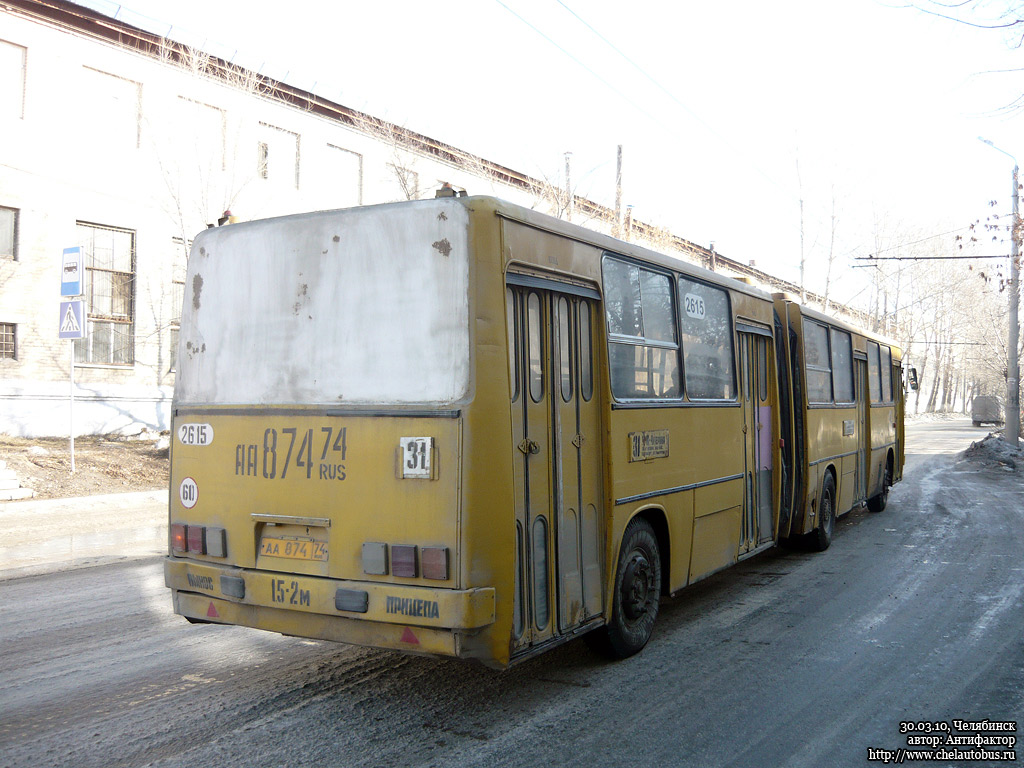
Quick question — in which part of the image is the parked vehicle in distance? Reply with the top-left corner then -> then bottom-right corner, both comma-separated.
971,395 -> 1004,428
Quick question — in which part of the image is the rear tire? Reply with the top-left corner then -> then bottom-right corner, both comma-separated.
808,473 -> 836,552
867,459 -> 892,513
589,517 -> 661,659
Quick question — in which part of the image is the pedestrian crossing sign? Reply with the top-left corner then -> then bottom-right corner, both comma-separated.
58,300 -> 86,340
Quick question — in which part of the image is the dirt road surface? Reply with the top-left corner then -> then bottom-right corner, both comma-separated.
1,418 -> 1021,767
0,434 -> 168,499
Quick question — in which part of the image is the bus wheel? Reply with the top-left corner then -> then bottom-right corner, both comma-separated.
867,460 -> 892,513
809,474 -> 836,552
592,517 -> 662,659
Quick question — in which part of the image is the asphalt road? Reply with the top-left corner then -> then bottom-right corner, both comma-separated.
1,418 -> 1021,768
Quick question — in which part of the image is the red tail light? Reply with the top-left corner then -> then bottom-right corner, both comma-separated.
172,523 -> 227,558
171,523 -> 187,553
187,525 -> 206,554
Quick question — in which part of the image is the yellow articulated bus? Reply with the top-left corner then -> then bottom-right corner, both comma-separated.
772,297 -> 906,552
165,195 -> 907,668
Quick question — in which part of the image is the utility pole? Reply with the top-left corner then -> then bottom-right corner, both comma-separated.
979,137 -> 1020,447
799,196 -> 806,303
1010,162 -> 1020,446
614,144 -> 622,239
564,151 -> 573,222
796,153 -> 806,303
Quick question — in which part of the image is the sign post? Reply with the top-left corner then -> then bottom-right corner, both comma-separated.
60,247 -> 85,473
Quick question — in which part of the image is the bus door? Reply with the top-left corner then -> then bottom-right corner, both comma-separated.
855,356 -> 868,502
739,330 -> 774,553
507,285 -> 603,653
895,364 -> 905,478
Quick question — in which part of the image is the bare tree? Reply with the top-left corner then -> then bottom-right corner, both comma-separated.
822,187 -> 840,313
142,40 -> 272,385
913,2 -> 1024,110
149,40 -> 269,237
353,117 -> 426,201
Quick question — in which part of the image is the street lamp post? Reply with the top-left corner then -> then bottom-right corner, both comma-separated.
979,137 -> 1020,447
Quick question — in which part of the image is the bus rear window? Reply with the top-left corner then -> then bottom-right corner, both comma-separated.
176,201 -> 471,406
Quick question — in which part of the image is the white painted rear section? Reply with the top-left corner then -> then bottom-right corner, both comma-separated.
176,199 -> 471,406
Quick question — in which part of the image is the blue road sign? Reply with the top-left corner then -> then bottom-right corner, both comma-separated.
61,246 -> 82,297
58,300 -> 86,340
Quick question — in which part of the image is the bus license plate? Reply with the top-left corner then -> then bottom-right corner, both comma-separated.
259,537 -> 328,561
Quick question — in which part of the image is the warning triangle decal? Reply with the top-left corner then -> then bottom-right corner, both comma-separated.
207,601 -> 220,619
400,627 -> 420,645
60,305 -> 81,334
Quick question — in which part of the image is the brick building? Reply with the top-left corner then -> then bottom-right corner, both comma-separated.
0,0 -> 811,437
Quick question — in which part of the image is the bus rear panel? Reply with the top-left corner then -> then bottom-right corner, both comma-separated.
166,199 -> 500,662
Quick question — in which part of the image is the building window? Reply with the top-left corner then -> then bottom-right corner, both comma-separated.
0,40 -> 26,120
74,222 -> 135,365
82,67 -> 141,150
0,206 -> 16,260
325,144 -> 363,207
257,122 -> 299,188
0,323 -> 15,359
257,141 -> 269,179
169,238 -> 189,372
176,97 -> 225,170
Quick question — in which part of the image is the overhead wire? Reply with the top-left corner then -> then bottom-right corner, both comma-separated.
490,0 -> 669,135
494,0 -> 800,204
545,1 -> 1022,278
497,0 -> 893,267
549,0 -> 802,202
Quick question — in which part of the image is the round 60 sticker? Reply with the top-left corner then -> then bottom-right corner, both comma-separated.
179,477 -> 198,509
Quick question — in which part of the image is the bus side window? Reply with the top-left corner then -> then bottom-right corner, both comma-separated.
603,256 -> 680,400
507,288 -> 518,401
677,277 -> 735,400
758,336 -> 768,402
580,301 -> 593,401
830,328 -> 854,403
558,296 -> 572,402
804,320 -> 832,403
879,345 -> 892,403
868,341 -> 882,403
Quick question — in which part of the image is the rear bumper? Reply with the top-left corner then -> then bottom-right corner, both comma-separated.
164,558 -> 496,656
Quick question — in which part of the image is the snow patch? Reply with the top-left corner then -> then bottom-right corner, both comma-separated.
959,434 -> 1021,471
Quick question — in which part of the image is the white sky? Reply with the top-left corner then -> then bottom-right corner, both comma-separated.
81,0 -> 1024,304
